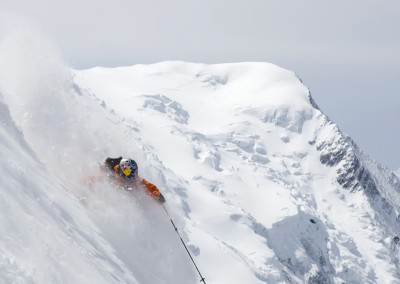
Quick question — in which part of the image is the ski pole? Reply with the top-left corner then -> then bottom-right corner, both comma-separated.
162,204 -> 206,284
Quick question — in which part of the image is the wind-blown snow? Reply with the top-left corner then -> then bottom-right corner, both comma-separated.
0,29 -> 399,284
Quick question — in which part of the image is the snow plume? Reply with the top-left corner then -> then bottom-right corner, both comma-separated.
0,27 -> 198,283
0,99 -> 140,283
0,25 -> 75,172
0,26 -> 138,181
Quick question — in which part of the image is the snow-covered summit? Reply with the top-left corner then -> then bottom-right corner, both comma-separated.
78,61 -> 313,134
0,33 -> 399,284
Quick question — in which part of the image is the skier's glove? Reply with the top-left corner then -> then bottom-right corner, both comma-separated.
156,193 -> 166,203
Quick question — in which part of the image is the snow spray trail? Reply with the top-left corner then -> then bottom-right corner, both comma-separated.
0,27 -> 198,283
0,26 -> 120,180
0,97 -> 140,283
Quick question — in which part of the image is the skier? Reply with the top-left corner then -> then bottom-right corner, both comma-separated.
86,157 -> 165,203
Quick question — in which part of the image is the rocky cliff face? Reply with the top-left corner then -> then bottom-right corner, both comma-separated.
315,115 -> 399,220
311,105 -> 400,277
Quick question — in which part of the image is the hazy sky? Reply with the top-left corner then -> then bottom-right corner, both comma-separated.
1,0 -> 399,169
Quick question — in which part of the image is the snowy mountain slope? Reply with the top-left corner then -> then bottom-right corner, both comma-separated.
74,61 -> 400,283
1,30 -> 399,283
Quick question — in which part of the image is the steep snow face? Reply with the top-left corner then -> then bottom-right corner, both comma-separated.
0,31 -> 197,284
0,99 -> 141,283
1,30 -> 399,283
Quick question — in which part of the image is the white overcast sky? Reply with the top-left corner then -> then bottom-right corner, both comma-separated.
1,0 -> 399,169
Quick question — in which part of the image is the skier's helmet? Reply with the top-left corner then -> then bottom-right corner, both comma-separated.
119,158 -> 138,179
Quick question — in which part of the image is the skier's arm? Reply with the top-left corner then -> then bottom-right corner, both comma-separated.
140,178 -> 160,196
140,178 -> 165,202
